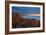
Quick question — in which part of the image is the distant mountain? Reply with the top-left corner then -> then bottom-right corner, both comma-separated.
12,13 -> 40,28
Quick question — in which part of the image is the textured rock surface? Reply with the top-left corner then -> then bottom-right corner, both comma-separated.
12,13 -> 40,28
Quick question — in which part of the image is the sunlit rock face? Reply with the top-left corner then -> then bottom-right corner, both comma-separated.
12,13 -> 40,28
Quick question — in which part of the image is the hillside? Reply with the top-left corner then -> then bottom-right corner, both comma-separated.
12,13 -> 40,28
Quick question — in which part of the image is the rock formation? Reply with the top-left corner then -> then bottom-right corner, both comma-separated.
12,13 -> 40,28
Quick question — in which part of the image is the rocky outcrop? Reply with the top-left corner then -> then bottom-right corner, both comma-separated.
12,13 -> 40,28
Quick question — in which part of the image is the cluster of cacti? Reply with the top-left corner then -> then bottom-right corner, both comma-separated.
12,13 -> 40,28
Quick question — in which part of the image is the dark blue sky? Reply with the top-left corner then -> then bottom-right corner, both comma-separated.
12,6 -> 40,14
12,6 -> 40,20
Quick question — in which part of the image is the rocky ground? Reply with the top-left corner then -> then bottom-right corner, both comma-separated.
12,13 -> 40,28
